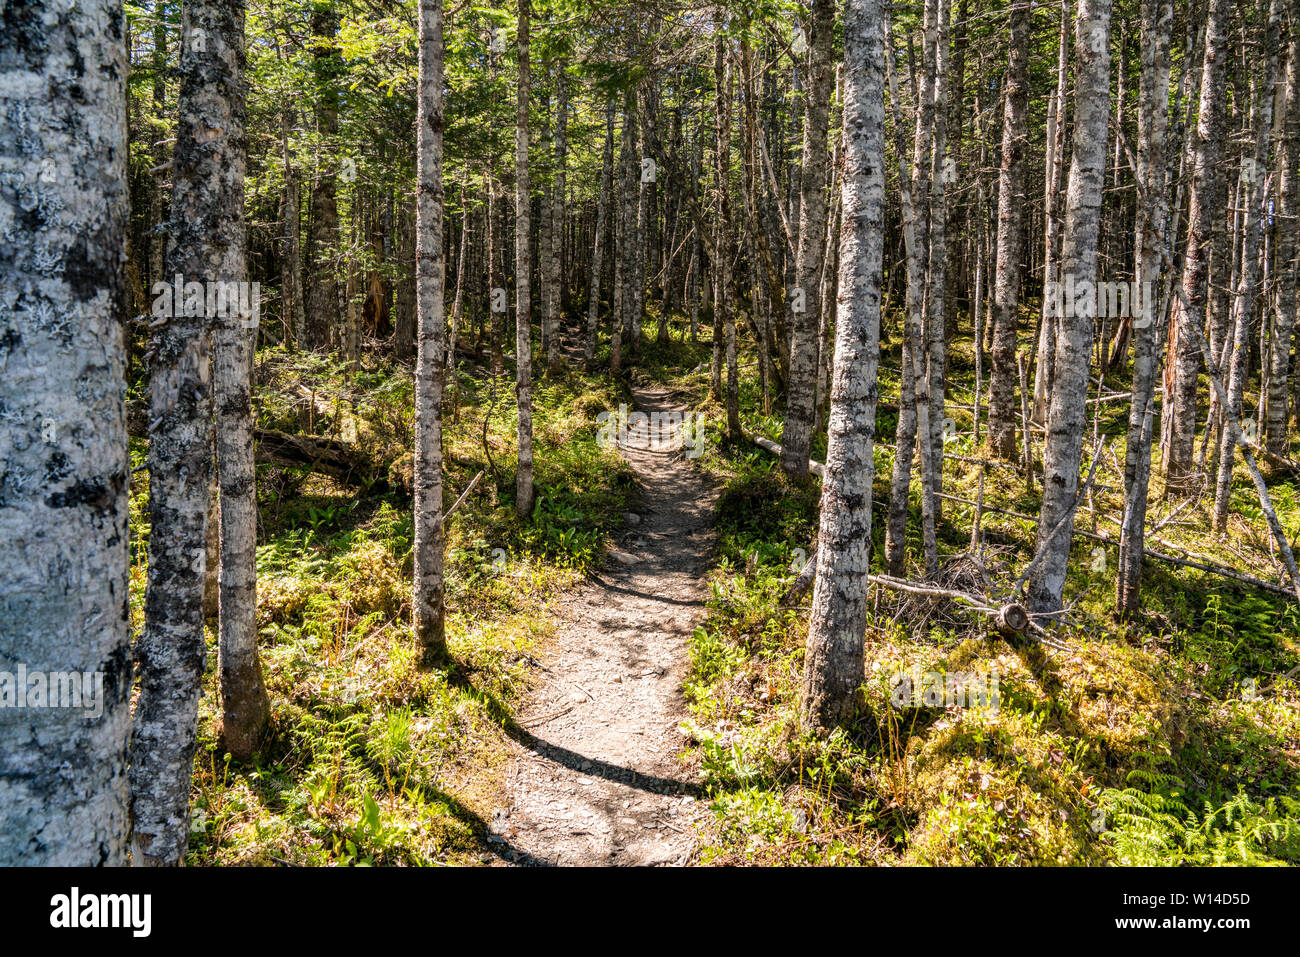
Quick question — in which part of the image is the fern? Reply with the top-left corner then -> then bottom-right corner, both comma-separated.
1099,775 -> 1300,866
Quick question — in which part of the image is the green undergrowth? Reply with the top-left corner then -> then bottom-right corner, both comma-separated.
128,346 -> 635,865
676,325 -> 1300,866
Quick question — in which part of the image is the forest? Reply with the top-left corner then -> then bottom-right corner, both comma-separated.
1,0 -> 1299,873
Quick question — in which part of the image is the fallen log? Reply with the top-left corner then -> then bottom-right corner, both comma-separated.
745,431 -> 826,478
254,428 -> 377,486
127,399 -> 382,487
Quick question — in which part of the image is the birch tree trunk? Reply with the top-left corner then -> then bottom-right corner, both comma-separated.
586,101 -> 614,368
1267,1 -> 1300,451
305,6 -> 340,353
1027,0 -> 1112,617
781,0 -> 835,479
413,0 -> 447,664
1161,0 -> 1228,491
801,0 -> 885,731
213,6 -> 269,760
1031,1 -> 1073,427
131,0 -> 246,865
1212,0 -> 1280,530
1116,0 -> 1172,616
0,0 -> 132,866
987,0 -> 1030,460
280,107 -> 305,350
515,0 -> 535,518
547,66 -> 568,373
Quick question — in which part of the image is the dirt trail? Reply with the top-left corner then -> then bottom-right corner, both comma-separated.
488,384 -> 719,865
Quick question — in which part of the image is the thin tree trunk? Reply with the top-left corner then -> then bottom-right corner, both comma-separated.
515,0 -> 535,518
1213,0 -> 1280,530
1162,0 -> 1229,491
413,0 -> 447,663
1267,0 -> 1300,451
884,9 -> 938,576
715,40 -> 740,436
1032,1 -> 1072,427
801,0 -> 886,731
548,66 -> 569,372
305,6 -> 340,352
132,0 -> 246,865
925,0 -> 951,509
1027,0 -> 1113,617
987,0 -> 1031,460
781,0 -> 835,479
587,101 -> 614,367
1116,0 -> 1172,616
280,107 -> 305,349
447,184 -> 469,398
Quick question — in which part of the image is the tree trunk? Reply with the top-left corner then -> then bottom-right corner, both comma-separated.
305,6 -> 340,352
586,101 -> 614,367
925,0 -> 951,508
414,0 -> 448,664
1213,0 -> 1280,530
884,7 -> 938,576
1032,1 -> 1072,427
1267,0 -> 1300,451
515,0 -> 535,518
214,13 -> 269,760
0,0 -> 132,866
1161,0 -> 1229,491
131,0 -> 246,865
715,40 -> 740,436
801,0 -> 885,731
781,0 -> 835,479
987,0 -> 1031,460
280,107 -> 306,350
547,66 -> 568,373
1116,0 -> 1172,616
1027,0 -> 1112,617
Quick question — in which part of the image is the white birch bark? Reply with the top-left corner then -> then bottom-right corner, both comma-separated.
514,0 -> 535,518
1027,0 -> 1112,616
413,0 -> 447,662
0,0 -> 132,866
131,0 -> 245,865
801,0 -> 886,730
781,0 -> 836,479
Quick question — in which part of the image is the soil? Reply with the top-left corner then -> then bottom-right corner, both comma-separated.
488,384 -> 720,865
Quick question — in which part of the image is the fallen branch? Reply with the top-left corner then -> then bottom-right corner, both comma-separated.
936,489 -> 1293,598
744,431 -> 826,478
442,470 -> 484,522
